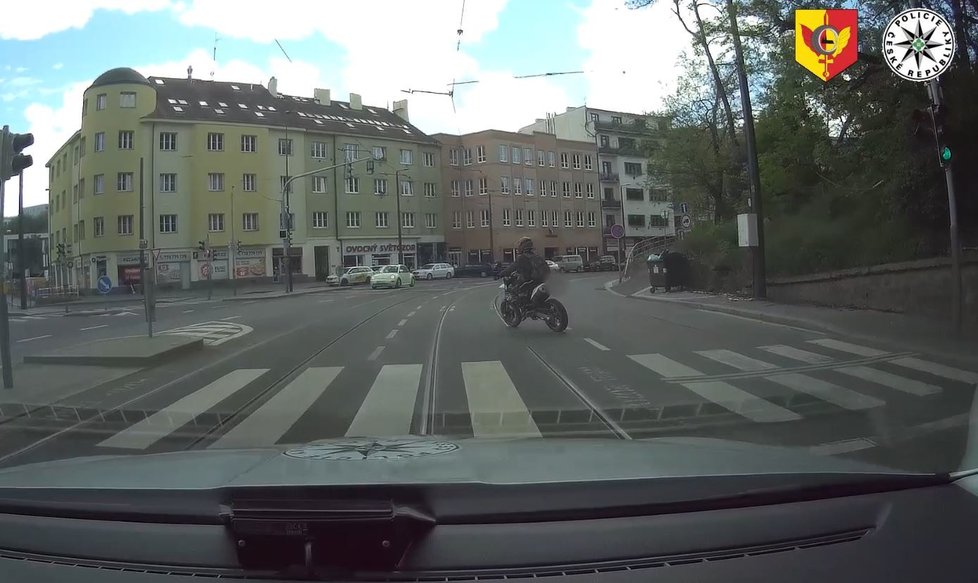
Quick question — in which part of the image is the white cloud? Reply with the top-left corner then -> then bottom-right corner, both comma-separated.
0,0 -> 172,40
577,0 -> 689,114
53,63 -> 64,70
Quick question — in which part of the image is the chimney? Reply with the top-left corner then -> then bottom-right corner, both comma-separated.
268,76 -> 278,97
187,65 -> 193,80
314,88 -> 331,106
392,99 -> 409,122
350,92 -> 362,110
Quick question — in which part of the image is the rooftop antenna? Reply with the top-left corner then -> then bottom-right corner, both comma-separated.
211,33 -> 220,80
187,65 -> 193,80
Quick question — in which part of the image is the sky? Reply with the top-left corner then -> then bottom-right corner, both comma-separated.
0,0 -> 693,215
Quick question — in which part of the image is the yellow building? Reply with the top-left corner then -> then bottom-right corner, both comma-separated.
47,67 -> 445,290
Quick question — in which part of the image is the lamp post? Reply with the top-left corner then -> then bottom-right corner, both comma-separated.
229,185 -> 236,296
394,169 -> 407,265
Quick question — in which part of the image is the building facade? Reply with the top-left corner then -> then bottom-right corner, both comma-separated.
520,106 -> 676,259
47,67 -> 445,291
431,130 -> 602,266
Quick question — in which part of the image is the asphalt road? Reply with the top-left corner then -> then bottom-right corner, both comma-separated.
0,273 -> 975,473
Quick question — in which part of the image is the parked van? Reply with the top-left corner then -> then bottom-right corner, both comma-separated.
553,254 -> 584,273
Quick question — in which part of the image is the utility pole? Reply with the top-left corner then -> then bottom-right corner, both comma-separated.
17,172 -> 26,309
139,157 -> 153,337
395,169 -> 404,265
229,185 -> 237,296
727,0 -> 767,299
0,172 -> 11,389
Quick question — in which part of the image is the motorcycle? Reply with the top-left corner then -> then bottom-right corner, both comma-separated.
497,275 -> 568,332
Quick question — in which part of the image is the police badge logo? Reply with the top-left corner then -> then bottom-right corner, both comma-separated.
883,8 -> 956,81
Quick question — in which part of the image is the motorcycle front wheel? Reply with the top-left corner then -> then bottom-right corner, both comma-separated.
500,299 -> 522,328
545,298 -> 568,332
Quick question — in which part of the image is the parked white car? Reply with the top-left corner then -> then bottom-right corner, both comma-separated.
546,260 -> 560,273
413,262 -> 455,280
370,264 -> 415,289
326,266 -> 375,286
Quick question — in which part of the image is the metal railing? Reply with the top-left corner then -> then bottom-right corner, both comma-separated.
619,235 -> 677,283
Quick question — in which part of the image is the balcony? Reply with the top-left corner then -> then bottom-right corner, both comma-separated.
599,172 -> 619,183
598,143 -> 643,157
601,198 -> 621,208
593,119 -> 653,135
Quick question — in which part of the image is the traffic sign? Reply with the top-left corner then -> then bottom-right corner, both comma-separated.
610,224 -> 625,239
96,275 -> 112,295
681,215 -> 692,228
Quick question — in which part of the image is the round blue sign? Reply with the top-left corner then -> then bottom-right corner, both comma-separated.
97,275 -> 113,294
610,224 -> 625,239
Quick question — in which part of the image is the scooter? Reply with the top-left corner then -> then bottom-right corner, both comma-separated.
497,275 -> 568,332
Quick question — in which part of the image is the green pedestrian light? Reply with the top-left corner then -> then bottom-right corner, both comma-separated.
940,146 -> 952,163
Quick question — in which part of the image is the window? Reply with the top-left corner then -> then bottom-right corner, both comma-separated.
242,173 -> 256,192
463,148 -> 472,165
548,151 -> 555,167
311,176 -> 328,193
584,155 -> 593,171
241,135 -> 257,152
649,188 -> 669,201
374,178 -> 388,195
311,212 -> 328,229
515,209 -> 524,227
550,181 -> 557,197
400,180 -> 414,196
502,208 -> 511,227
401,212 -> 416,228
94,174 -> 104,194
400,149 -> 413,165
624,162 -> 642,176
626,188 -> 644,201
159,173 -> 176,193
599,135 -> 609,147
452,211 -> 462,229
72,184 -> 78,202
119,92 -> 136,108
612,115 -> 622,124
451,180 -> 460,197
541,211 -> 549,227
449,149 -> 460,166
479,177 -> 488,195
538,150 -> 546,166
590,112 -> 599,122
480,209 -> 490,227
207,132 -> 224,151
93,217 -> 104,238
576,211 -> 584,228
464,179 -> 473,197
243,213 -> 259,231
627,214 -> 646,227
159,214 -> 178,233
514,177 -> 522,195
560,152 -> 569,168
476,145 -> 486,163
424,182 -> 437,197
375,212 -> 389,228
80,137 -> 86,157
650,214 -> 670,227
96,93 -> 106,110
572,154 -> 581,169
522,147 -> 532,165
118,215 -> 133,235
528,210 -> 536,227
117,172 -> 133,191
525,178 -> 534,195
159,132 -> 176,151
512,146 -> 522,164
312,142 -> 329,158
466,210 -> 475,228
562,182 -> 570,197
346,211 -> 361,228
372,146 -> 386,161
78,178 -> 86,198
208,213 -> 225,232
82,99 -> 88,116
118,131 -> 133,150
586,183 -> 594,198
501,176 -> 510,194
278,138 -> 293,156
588,212 -> 597,227
208,173 -> 224,191
425,213 -> 437,228
344,144 -> 359,162
575,183 -> 583,198
346,177 -> 360,193
498,144 -> 509,162
423,151 -> 436,167
564,211 -> 573,227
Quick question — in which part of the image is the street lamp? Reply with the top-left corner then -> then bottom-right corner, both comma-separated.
394,168 -> 409,266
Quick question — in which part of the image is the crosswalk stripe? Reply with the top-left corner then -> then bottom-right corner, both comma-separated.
98,369 -> 269,450
888,357 -> 978,384
346,365 -> 422,437
461,361 -> 541,437
698,349 -> 883,411
628,354 -> 800,423
836,365 -> 942,396
211,367 -> 342,449
808,338 -> 888,357
759,345 -> 834,364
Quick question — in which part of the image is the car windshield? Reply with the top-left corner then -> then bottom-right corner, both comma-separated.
2,0 -> 977,504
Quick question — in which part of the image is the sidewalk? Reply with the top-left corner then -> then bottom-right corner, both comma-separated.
23,335 -> 202,367
613,280 -> 978,365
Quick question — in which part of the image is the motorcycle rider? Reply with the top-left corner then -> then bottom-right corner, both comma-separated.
496,237 -> 549,306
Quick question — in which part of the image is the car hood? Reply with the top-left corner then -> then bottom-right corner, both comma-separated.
0,436 -> 909,490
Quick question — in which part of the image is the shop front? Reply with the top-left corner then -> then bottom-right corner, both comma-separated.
155,250 -> 191,289
342,239 -> 419,269
233,248 -> 268,279
116,253 -> 143,287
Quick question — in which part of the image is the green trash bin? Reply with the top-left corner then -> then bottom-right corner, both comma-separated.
647,254 -> 667,293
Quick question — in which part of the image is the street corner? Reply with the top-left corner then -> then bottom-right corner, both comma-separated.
22,335 -> 203,367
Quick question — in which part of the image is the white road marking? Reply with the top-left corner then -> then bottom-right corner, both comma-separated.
889,356 -> 978,384
407,311 -> 416,317
808,338 -> 888,357
416,306 -> 422,310
16,335 -> 52,343
346,364 -> 423,437
318,299 -> 334,303
80,324 -> 108,331
211,367 -> 343,449
462,361 -> 541,438
23,316 -> 46,320
99,369 -> 268,450
367,346 -> 385,361
220,315 -> 241,321
113,311 -> 138,317
836,365 -> 942,397
759,344 -> 834,364
398,319 -> 408,327
584,338 -> 610,351
810,438 -> 877,455
696,349 -> 779,371
628,354 -> 800,423
386,329 -> 398,340
182,309 -> 195,313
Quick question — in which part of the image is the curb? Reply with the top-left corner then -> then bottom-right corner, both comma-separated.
23,338 -> 203,367
221,286 -> 341,302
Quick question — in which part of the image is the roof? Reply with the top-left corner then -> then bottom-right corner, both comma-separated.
90,67 -> 151,89
144,77 -> 438,145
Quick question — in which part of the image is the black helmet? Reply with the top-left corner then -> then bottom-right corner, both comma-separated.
516,236 -> 533,253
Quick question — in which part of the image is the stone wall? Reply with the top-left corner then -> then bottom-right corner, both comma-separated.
766,252 -> 978,326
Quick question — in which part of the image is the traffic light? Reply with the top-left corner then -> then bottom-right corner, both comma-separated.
0,127 -> 34,181
911,106 -> 953,167
197,240 -> 206,251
